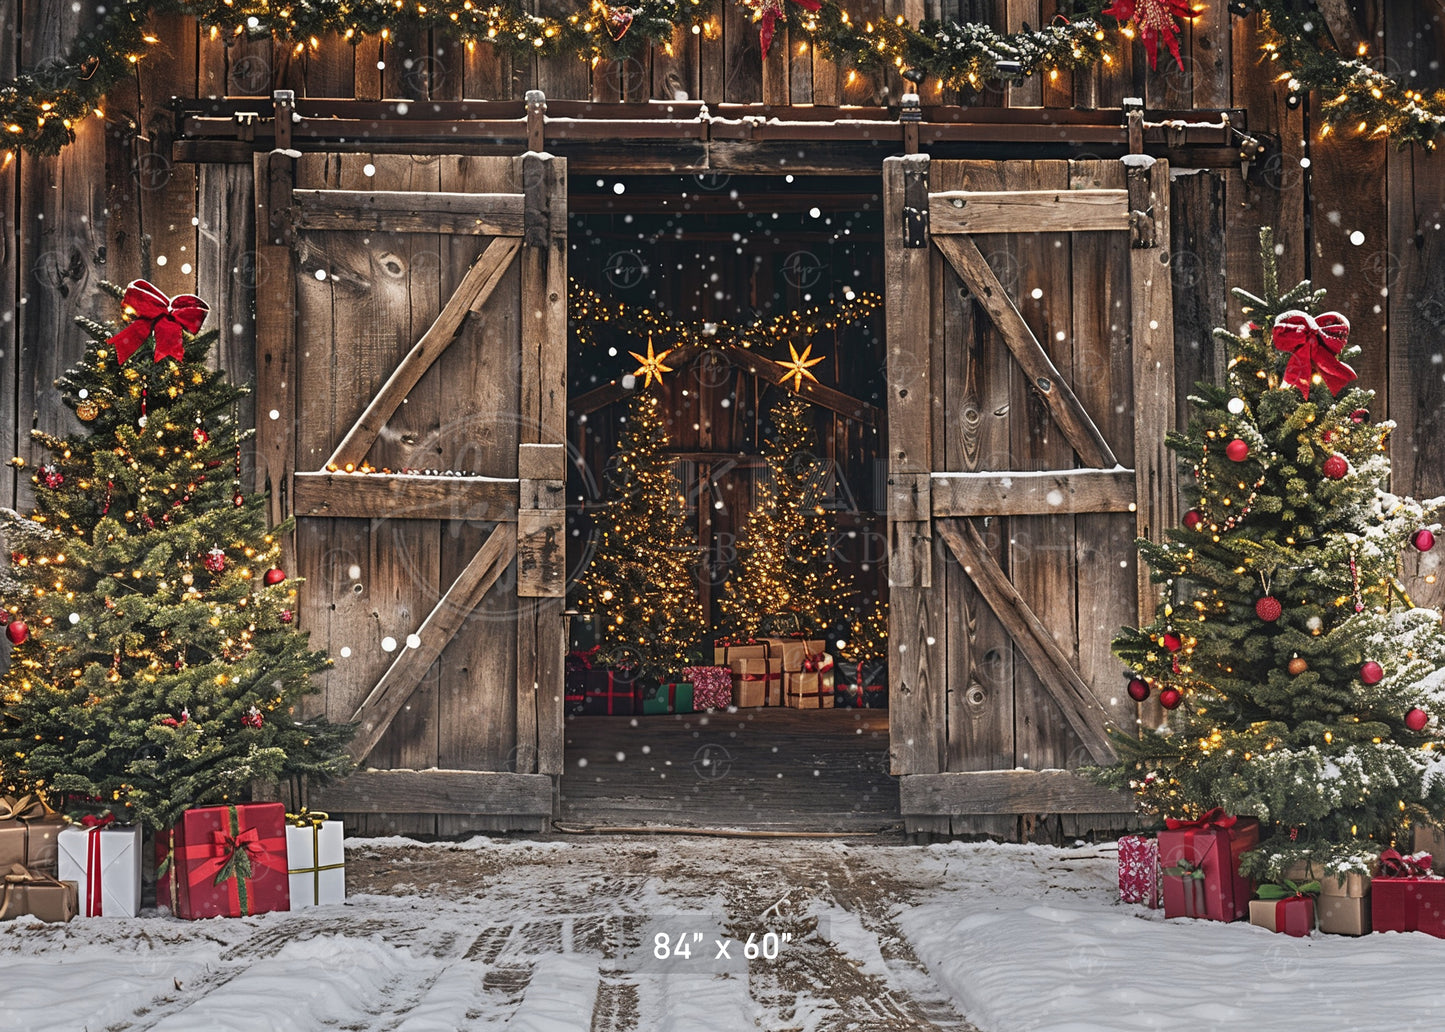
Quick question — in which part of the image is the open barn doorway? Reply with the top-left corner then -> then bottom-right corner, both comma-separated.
559,173 -> 899,832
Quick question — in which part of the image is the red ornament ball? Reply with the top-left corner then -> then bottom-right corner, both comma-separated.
193,427 -> 210,445
1159,688 -> 1183,710
1127,677 -> 1150,703
1183,510 -> 1203,531
1350,408 -> 1370,424
1322,453 -> 1349,480
1225,439 -> 1250,462
263,567 -> 287,587
1161,632 -> 1183,653
280,609 -> 294,624
1360,660 -> 1385,686
1255,596 -> 1283,622
233,493 -> 245,508
1413,528 -> 1436,552
42,465 -> 63,489
1406,707 -> 1430,732
5,620 -> 28,645
203,547 -> 226,573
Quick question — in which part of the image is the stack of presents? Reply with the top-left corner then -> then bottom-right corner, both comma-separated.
0,792 -> 345,924
565,637 -> 887,716
1117,809 -> 1445,938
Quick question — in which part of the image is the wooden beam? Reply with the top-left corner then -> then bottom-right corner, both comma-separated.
716,345 -> 881,426
934,233 -> 1118,470
292,472 -> 519,521
1313,0 -> 1363,51
930,190 -> 1129,235
291,189 -> 526,236
931,468 -> 1136,517
327,235 -> 521,471
937,518 -> 1118,765
254,151 -> 298,529
348,524 -> 517,763
316,769 -> 553,816
900,770 -> 1133,815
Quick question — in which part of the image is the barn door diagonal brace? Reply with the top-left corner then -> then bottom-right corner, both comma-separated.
347,523 -> 518,764
937,519 -> 1118,766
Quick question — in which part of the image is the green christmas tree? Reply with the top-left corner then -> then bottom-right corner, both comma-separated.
719,394 -> 854,640
1092,231 -> 1445,879
0,281 -> 352,830
573,392 -> 704,681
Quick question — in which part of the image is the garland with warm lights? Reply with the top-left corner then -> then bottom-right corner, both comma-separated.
2,0 -> 1442,157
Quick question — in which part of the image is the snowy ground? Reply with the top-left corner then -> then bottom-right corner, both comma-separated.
4,834 -> 1445,1031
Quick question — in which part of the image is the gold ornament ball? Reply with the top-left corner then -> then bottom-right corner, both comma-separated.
1288,656 -> 1308,676
76,400 -> 99,421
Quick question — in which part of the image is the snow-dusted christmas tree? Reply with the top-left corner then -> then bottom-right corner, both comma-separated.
1094,231 -> 1445,879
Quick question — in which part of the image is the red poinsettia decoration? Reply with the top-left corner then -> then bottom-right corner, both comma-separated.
744,0 -> 822,58
1104,0 -> 1195,70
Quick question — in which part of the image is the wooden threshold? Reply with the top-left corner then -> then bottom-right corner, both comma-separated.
900,770 -> 1133,816
317,769 -> 553,816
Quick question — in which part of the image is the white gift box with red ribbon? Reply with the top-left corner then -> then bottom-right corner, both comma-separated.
57,821 -> 142,918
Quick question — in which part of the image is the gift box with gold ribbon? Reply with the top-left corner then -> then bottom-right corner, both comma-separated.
285,811 -> 345,909
0,794 -> 65,874
0,863 -> 76,923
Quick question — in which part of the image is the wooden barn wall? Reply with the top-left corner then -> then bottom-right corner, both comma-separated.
2,1 -> 1443,806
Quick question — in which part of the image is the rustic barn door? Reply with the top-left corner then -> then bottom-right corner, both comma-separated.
883,155 -> 1176,836
254,151 -> 567,833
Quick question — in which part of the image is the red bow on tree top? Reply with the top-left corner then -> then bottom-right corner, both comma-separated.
1272,309 -> 1357,400
106,280 -> 210,365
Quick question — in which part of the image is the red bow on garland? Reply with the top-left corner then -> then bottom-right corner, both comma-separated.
1163,807 -> 1237,831
1271,309 -> 1357,400
744,0 -> 822,58
106,280 -> 210,365
1378,848 -> 1434,878
1103,0 -> 1194,70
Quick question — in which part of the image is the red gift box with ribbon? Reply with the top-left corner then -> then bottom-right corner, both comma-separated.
1158,809 -> 1258,922
581,669 -> 635,716
1118,834 -> 1161,908
1248,894 -> 1315,937
1371,849 -> 1445,938
156,802 -> 290,920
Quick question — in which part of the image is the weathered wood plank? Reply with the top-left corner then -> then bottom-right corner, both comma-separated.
293,472 -> 519,520
0,0 -> 16,508
934,232 -> 1117,471
1189,0 -> 1230,109
937,518 -> 1117,765
931,469 -> 1136,516
138,10 -> 200,298
254,150 -> 299,528
930,190 -> 1130,235
327,234 -> 521,471
900,770 -> 1133,816
320,769 -> 553,816
348,523 -> 518,762
887,585 -> 943,776
518,507 -> 565,597
291,189 -> 526,236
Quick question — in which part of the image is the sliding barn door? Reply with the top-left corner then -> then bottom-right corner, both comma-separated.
883,155 -> 1176,836
254,152 -> 567,833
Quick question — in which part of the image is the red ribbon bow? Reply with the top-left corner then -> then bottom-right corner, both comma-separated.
80,813 -> 115,917
80,813 -> 116,830
1164,807 -> 1237,831
1378,848 -> 1433,878
106,280 -> 210,365
1272,309 -> 1357,400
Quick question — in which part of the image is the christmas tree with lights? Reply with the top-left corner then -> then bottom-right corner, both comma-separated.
1093,231 -> 1445,878
573,392 -> 704,681
0,281 -> 352,830
719,394 -> 854,640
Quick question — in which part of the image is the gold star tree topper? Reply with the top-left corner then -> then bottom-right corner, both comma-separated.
779,341 -> 826,392
628,334 -> 674,388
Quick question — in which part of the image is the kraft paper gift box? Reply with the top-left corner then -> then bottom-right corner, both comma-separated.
763,637 -> 827,673
1158,810 -> 1259,922
1248,895 -> 1315,937
784,670 -> 835,709
57,819 -> 142,918
0,794 -> 65,874
1284,860 -> 1371,935
714,641 -> 772,666
1371,849 -> 1445,938
157,802 -> 290,920
731,658 -> 783,707
285,813 -> 346,909
1118,835 -> 1162,908
0,864 -> 77,923
640,682 -> 694,715
1414,825 -> 1445,869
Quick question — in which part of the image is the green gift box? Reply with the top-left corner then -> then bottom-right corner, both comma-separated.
641,682 -> 694,715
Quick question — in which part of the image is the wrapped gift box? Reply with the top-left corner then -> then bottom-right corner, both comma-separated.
641,682 -> 694,715
764,637 -> 827,673
0,864 -> 76,923
0,794 -> 65,874
861,685 -> 888,709
157,802 -> 290,920
57,820 -> 142,918
682,666 -> 733,711
1159,810 -> 1258,922
1414,825 -> 1445,870
714,641 -> 771,666
580,670 -> 635,716
1371,849 -> 1445,938
285,813 -> 345,909
1248,896 -> 1315,937
1284,860 -> 1370,935
784,670 -> 835,709
732,658 -> 783,707
1118,835 -> 1161,908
